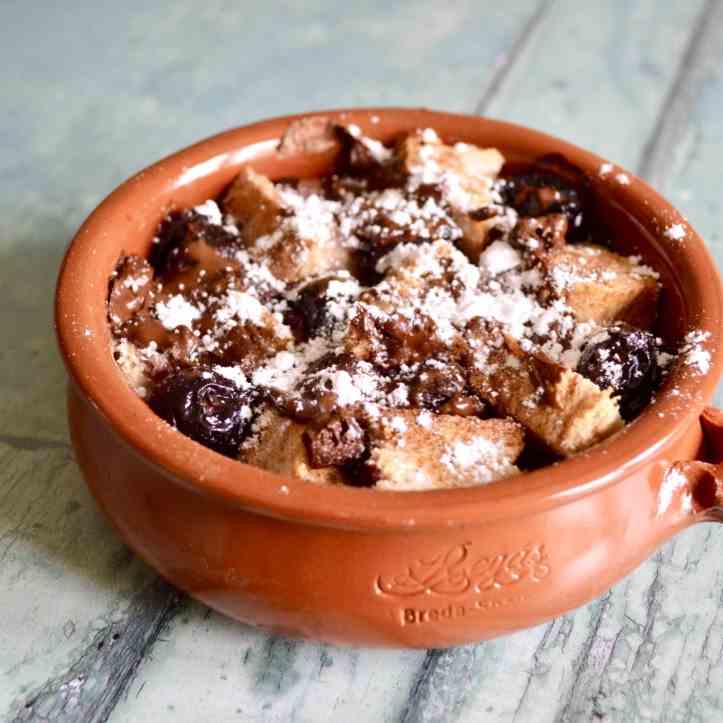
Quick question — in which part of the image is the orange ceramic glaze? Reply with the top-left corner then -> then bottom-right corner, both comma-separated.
55,109 -> 723,648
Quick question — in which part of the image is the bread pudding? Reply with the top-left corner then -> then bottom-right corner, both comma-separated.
107,119 -> 695,491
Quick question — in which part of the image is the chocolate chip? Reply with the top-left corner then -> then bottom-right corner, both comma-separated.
499,171 -> 583,225
469,205 -> 501,221
285,275 -> 354,342
438,394 -> 486,417
108,256 -> 155,327
408,360 -> 466,409
151,210 -> 243,283
347,308 -> 447,369
510,214 -> 569,257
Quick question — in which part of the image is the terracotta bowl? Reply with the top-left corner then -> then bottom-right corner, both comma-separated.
55,109 -> 723,648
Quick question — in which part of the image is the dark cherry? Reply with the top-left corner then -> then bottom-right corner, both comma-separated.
576,323 -> 660,420
341,449 -> 379,488
499,171 -> 583,226
148,370 -> 253,457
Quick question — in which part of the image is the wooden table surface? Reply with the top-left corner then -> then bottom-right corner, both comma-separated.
3,1 -> 723,721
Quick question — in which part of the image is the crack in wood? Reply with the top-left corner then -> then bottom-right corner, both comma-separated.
398,647 -> 478,723
512,621 -> 555,722
553,592 -> 613,723
473,0 -> 553,115
254,636 -> 301,696
6,579 -> 183,723
636,0 -> 718,185
0,435 -> 72,453
629,551 -> 668,675
398,648 -> 441,723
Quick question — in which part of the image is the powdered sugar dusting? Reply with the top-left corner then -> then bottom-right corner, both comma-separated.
657,466 -> 692,516
155,295 -> 201,330
682,330 -> 712,375
664,223 -> 686,241
440,436 -> 518,484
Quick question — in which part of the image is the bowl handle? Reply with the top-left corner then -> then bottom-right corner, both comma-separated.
666,407 -> 723,522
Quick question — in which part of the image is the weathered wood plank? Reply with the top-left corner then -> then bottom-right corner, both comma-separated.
4,0 -> 723,721
107,601 -> 423,723
6,580 -> 182,723
481,0 -> 710,170
0,444 -> 180,718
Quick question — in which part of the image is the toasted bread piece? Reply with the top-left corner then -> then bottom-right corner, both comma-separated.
454,213 -> 504,262
223,167 -> 286,244
368,410 -> 524,491
261,227 -> 353,284
398,132 -> 504,207
547,244 -> 660,330
239,409 -> 345,485
367,239 -> 479,312
398,131 -> 505,257
468,336 -> 623,457
277,116 -> 337,156
112,339 -> 168,398
224,166 -> 353,283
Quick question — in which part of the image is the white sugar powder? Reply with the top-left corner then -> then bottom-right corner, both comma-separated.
155,295 -> 201,330
682,330 -> 712,374
214,290 -> 266,326
194,200 -> 223,225
479,240 -> 522,275
664,224 -> 686,241
213,365 -> 249,388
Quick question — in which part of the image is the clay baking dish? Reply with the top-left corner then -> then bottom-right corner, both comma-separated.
55,109 -> 723,648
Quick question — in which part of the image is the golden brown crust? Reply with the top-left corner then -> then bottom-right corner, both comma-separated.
277,116 -> 338,156
469,337 -> 623,457
224,166 -> 353,283
398,132 -> 505,258
223,166 -> 285,244
239,409 -> 345,485
368,410 -> 524,491
397,132 -> 504,206
547,244 -> 660,330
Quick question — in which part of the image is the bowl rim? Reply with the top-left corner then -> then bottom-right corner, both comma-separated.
55,107 -> 723,531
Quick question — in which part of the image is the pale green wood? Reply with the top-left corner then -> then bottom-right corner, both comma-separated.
109,605 -> 423,722
2,0 -> 723,721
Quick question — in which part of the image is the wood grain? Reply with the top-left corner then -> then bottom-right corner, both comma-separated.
2,0 -> 723,721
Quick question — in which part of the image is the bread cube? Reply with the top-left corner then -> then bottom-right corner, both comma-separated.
239,409 -> 346,485
468,335 -> 623,456
547,244 -> 660,330
223,167 -> 286,244
398,131 -> 505,256
368,410 -> 524,491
